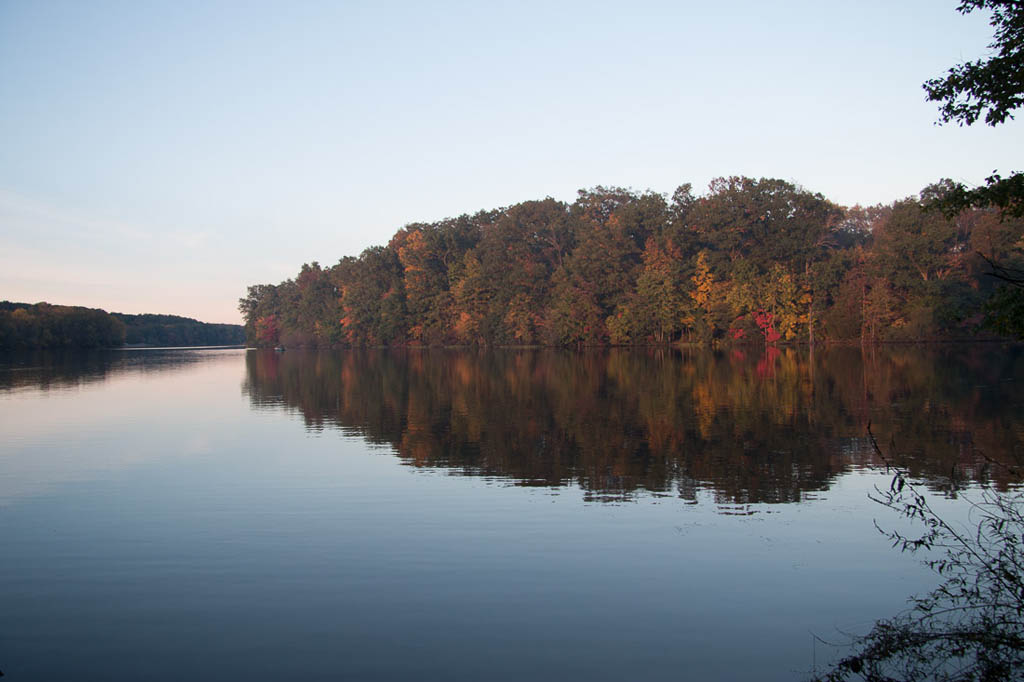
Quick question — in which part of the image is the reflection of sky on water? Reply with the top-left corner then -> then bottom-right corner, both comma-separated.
0,349 -> 247,503
0,347 -> 1003,680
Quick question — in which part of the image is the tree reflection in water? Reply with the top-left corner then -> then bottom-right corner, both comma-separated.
243,346 -> 1024,505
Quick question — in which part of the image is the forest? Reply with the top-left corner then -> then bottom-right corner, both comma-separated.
239,177 -> 1024,348
0,302 -> 245,349
113,312 -> 246,347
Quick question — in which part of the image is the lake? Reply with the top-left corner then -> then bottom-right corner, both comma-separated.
1,345 -> 1021,680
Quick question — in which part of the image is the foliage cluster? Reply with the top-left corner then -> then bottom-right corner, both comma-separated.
923,0 -> 1024,219
240,181 -> 1024,347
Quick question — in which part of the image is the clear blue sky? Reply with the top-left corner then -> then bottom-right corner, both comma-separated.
1,0 -> 1019,323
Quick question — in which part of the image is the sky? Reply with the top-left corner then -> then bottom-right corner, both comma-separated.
1,0 -> 1020,324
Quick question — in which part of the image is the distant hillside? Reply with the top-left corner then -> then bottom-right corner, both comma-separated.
0,301 -> 244,349
112,312 -> 245,347
0,302 -> 125,349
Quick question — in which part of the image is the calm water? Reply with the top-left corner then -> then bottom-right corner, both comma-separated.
1,346 -> 1021,680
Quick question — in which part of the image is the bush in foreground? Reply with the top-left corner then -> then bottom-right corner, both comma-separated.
814,429 -> 1024,681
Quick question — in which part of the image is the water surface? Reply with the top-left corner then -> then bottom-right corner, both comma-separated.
1,346 -> 1021,680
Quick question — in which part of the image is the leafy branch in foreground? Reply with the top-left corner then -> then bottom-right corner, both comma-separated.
927,172 -> 1024,219
813,427 -> 1024,681
923,0 -> 1024,128
922,1 -> 1024,218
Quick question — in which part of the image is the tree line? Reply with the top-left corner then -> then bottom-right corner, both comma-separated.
239,178 -> 1024,347
0,302 -> 245,349
114,312 -> 246,347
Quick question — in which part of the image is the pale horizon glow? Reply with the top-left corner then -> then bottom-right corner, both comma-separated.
1,0 -> 1020,323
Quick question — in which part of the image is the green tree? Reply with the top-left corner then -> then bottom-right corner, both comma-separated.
634,237 -> 687,342
452,252 -> 492,343
335,247 -> 407,346
543,188 -> 652,345
0,302 -> 126,349
868,196 -> 981,339
452,199 -> 567,344
924,0 -> 1023,127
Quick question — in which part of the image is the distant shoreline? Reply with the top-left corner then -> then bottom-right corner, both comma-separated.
247,338 -> 1024,351
120,344 -> 246,350
1,301 -> 245,350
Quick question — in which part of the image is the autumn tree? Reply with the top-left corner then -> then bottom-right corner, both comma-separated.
239,177 -> 1020,348
335,247 -> 407,346
392,226 -> 457,344
239,283 -> 283,347
689,177 -> 841,342
546,188 -> 648,345
452,200 -> 567,344
688,250 -> 717,342
633,237 -> 687,343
